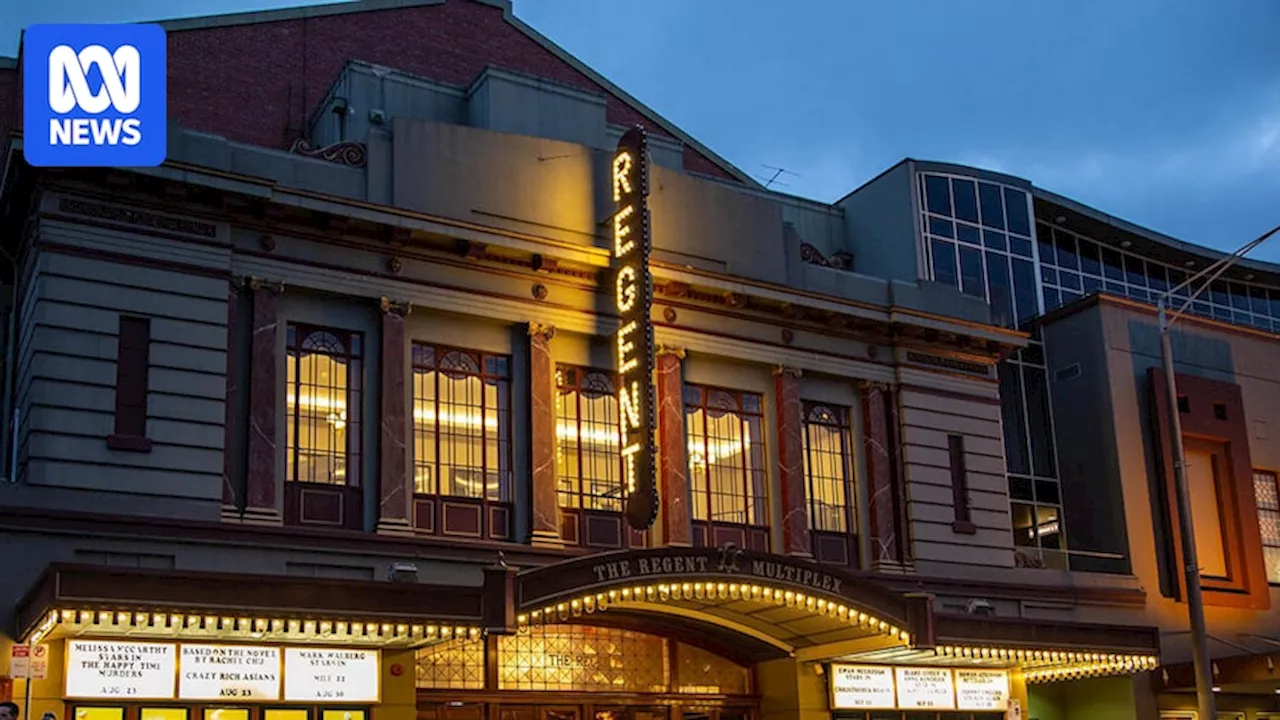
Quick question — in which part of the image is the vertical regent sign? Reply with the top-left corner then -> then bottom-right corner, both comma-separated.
23,24 -> 168,168
613,126 -> 658,530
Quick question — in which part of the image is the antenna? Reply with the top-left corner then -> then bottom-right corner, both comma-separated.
758,164 -> 799,189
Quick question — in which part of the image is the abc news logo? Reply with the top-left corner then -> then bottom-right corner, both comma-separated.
48,44 -> 143,146
23,24 -> 167,168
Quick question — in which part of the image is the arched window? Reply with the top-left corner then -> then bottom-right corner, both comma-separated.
411,343 -> 512,540
556,366 -> 623,512
554,365 -> 646,549
802,402 -> 857,566
286,324 -> 362,486
684,384 -> 768,551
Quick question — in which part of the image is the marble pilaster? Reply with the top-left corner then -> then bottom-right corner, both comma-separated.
861,380 -> 907,569
774,366 -> 810,556
243,278 -> 282,525
221,281 -> 242,521
378,298 -> 412,535
528,322 -> 563,547
657,345 -> 692,546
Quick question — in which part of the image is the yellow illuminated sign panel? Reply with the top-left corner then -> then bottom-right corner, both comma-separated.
612,125 -> 657,531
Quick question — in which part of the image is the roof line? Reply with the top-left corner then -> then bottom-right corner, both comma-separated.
155,0 -> 445,32
1034,185 -> 1280,275
67,0 -> 758,188
502,10 -> 762,189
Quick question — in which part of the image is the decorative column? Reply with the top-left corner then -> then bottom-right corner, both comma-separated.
243,277 -> 283,525
377,298 -> 412,535
656,345 -> 692,546
221,280 -> 243,522
774,366 -> 811,556
528,323 -> 563,547
860,380 -> 909,571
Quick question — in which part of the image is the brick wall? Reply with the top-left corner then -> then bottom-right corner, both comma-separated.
0,0 -> 737,182
0,65 -> 16,152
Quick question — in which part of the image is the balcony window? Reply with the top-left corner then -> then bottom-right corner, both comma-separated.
685,385 -> 768,551
285,324 -> 363,528
556,365 -> 643,548
411,343 -> 512,540
802,403 -> 858,566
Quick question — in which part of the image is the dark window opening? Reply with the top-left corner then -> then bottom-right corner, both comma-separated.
107,315 -> 152,452
949,434 -> 974,533
1177,396 -> 1190,414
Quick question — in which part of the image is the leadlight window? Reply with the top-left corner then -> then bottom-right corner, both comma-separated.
674,642 -> 750,695
416,626 -> 751,695
286,324 -> 362,485
801,403 -> 854,533
497,625 -> 669,692
411,344 -> 511,501
1253,470 -> 1280,584
684,385 -> 767,527
556,366 -> 623,511
415,636 -> 485,689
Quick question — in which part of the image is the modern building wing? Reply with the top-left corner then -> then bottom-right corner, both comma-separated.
0,1 -> 1275,719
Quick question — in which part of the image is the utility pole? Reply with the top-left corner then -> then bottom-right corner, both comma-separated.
1156,223 -> 1280,720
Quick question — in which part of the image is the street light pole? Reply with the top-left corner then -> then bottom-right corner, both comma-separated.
1157,296 -> 1215,720
1156,223 -> 1280,720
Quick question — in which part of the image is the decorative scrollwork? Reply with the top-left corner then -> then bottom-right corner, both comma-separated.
289,138 -> 368,168
716,543 -> 743,573
799,241 -> 854,271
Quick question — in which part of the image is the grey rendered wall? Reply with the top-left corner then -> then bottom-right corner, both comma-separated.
837,161 -> 920,282
310,62 -> 468,146
10,193 -> 232,521
1041,307 -> 1131,573
468,68 -> 610,150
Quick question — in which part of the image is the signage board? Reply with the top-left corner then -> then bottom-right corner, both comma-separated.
612,125 -> 658,531
829,664 -> 896,710
282,648 -> 379,702
30,644 -> 49,680
66,640 -> 177,699
894,667 -> 955,710
178,644 -> 281,700
9,645 -> 29,678
955,668 -> 1010,711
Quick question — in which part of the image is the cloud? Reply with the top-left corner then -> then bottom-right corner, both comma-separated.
954,89 -> 1280,200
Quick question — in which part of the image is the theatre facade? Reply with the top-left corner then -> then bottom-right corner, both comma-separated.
0,1 -> 1179,719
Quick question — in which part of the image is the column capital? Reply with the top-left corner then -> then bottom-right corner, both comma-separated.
379,296 -> 412,316
243,276 -> 284,294
858,379 -> 892,393
527,322 -> 556,343
656,344 -> 686,359
773,365 -> 802,379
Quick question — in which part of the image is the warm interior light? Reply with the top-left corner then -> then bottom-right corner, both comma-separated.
688,426 -> 751,468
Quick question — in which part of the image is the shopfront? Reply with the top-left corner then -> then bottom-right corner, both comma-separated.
8,553 -> 1163,720
7,564 -> 480,720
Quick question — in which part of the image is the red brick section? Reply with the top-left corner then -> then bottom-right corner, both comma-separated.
153,0 -> 735,181
0,66 -> 17,150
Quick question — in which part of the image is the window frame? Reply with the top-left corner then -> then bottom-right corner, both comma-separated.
684,383 -> 769,551
800,401 -> 858,567
1253,468 -> 1280,585
409,341 -> 513,540
285,322 -> 363,488
555,364 -> 625,512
